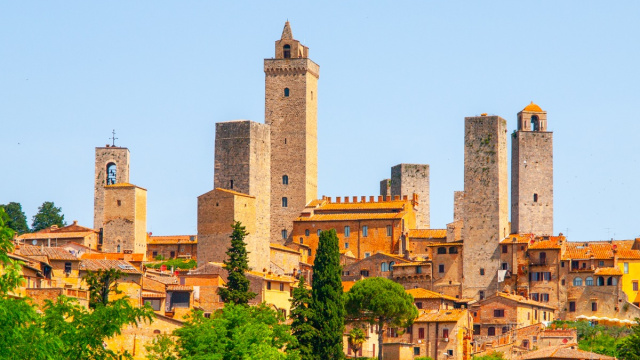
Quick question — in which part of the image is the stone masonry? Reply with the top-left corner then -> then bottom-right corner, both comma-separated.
390,164 -> 430,229
462,115 -> 509,300
94,146 -> 130,230
102,183 -> 147,256
511,103 -> 553,235
265,21 -> 319,243
379,178 -> 391,197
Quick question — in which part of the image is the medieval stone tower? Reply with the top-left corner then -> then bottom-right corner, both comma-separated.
265,21 -> 319,243
94,146 -> 130,230
102,183 -> 147,255
462,115 -> 509,300
511,102 -> 553,236
390,164 -> 430,229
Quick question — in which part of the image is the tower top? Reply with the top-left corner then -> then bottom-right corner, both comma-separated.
522,101 -> 543,113
281,21 -> 293,40
273,21 -> 309,59
517,101 -> 548,131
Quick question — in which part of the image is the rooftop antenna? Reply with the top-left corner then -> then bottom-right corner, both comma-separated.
110,129 -> 118,147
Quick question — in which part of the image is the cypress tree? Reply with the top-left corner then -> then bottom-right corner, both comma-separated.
310,229 -> 345,360
218,221 -> 256,305
289,275 -> 316,359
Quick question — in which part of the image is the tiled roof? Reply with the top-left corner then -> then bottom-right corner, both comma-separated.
494,292 -> 557,310
213,188 -> 254,198
425,242 -> 462,247
141,292 -> 166,299
295,212 -> 406,222
81,253 -> 144,262
406,288 -> 458,301
17,245 -> 78,261
563,241 -> 624,260
148,235 -> 197,245
105,183 -> 147,190
522,101 -> 543,113
415,309 -> 467,323
270,243 -> 300,254
392,262 -> 429,267
79,259 -> 141,274
18,231 -> 96,240
167,285 -> 193,291
342,281 -> 356,292
247,271 -> 297,283
315,199 -> 408,211
408,229 -> 447,239
520,344 -> 615,360
147,275 -> 179,284
31,222 -> 96,234
500,233 -> 535,244
529,237 -> 564,250
594,267 -> 623,276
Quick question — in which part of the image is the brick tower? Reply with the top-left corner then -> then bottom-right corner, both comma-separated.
94,146 -> 130,230
511,102 -> 553,236
390,164 -> 430,229
265,22 -> 319,243
462,115 -> 509,300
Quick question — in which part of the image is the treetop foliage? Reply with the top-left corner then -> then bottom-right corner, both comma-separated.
31,201 -> 66,232
1,202 -> 29,234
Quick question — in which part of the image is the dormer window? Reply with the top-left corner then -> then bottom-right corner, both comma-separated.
283,44 -> 291,59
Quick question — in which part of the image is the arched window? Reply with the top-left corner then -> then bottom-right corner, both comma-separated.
585,277 -> 594,286
299,237 -> 303,244
502,326 -> 508,334
573,277 -> 583,286
284,88 -> 290,97
488,327 -> 496,336
282,175 -> 289,185
106,163 -> 117,185
116,244 -> 121,253
282,197 -> 288,207
305,229 -> 309,236
389,261 -> 395,271
381,262 -> 388,272
607,277 -> 615,286
449,247 -> 458,254
531,115 -> 540,131
437,247 -> 447,254
283,44 -> 291,58
597,276 -> 605,286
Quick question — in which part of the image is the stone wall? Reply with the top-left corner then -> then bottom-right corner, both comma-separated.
462,115 -> 509,300
94,147 -> 130,230
379,178 -> 391,196
390,164 -> 430,229
103,185 -> 147,255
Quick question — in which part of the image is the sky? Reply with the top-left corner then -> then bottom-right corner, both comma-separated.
1,1 -> 639,242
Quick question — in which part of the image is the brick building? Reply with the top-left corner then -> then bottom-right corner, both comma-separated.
147,235 -> 197,260
16,221 -> 99,250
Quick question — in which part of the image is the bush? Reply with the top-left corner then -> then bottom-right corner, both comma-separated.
147,258 -> 196,270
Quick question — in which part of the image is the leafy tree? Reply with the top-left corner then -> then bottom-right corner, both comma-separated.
345,277 -> 418,360
174,303 -> 300,360
471,351 -> 505,360
218,221 -> 256,305
84,268 -> 123,307
288,275 -> 316,359
145,334 -> 178,360
1,202 -> 29,234
347,327 -> 366,357
310,229 -> 345,360
617,318 -> 640,360
31,201 -> 66,232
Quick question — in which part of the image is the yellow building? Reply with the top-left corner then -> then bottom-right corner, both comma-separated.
616,241 -> 640,306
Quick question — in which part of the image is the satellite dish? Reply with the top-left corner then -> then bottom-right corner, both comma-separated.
32,240 -> 37,245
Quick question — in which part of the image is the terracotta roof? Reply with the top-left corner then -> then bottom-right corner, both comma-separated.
406,288 -> 458,301
563,242 -> 621,260
79,259 -> 141,274
213,188 -> 255,198
408,229 -> 447,239
31,222 -> 97,234
528,237 -> 564,250
167,285 -> 192,291
374,251 -> 408,261
247,271 -> 297,283
17,245 -> 78,261
522,101 -> 543,113
81,253 -> 144,262
105,182 -> 147,190
18,231 -> 96,240
270,243 -> 300,254
141,292 -> 166,299
493,292 -> 557,310
148,235 -> 197,245
594,267 -> 623,276
147,275 -> 179,284
415,309 -> 467,323
392,262 -> 429,267
425,242 -> 462,247
520,344 -> 614,360
500,233 -> 535,244
295,212 -> 406,222
342,281 -> 356,292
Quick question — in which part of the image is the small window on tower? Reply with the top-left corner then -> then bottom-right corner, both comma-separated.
283,44 -> 291,59
282,175 -> 288,185
230,180 -> 234,189
531,115 -> 540,131
281,230 -> 288,239
284,88 -> 290,97
282,197 -> 288,207
534,193 -> 538,202
117,200 -> 121,207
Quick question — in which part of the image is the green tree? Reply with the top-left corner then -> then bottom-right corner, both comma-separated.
617,318 -> 640,360
288,275 -> 316,359
345,277 -> 418,360
1,202 -> 29,234
84,268 -> 123,308
218,221 -> 256,305
174,303 -> 300,360
310,229 -> 345,360
471,351 -> 505,360
347,327 -> 366,357
145,334 -> 178,360
31,201 -> 66,232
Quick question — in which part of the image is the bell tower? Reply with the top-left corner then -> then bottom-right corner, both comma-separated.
94,145 -> 130,230
265,22 -> 319,243
511,102 -> 553,235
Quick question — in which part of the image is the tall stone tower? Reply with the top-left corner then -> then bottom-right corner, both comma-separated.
511,102 -> 553,235
390,164 -> 430,229
462,115 -> 509,300
94,146 -> 130,230
102,183 -> 147,255
265,21 -> 319,243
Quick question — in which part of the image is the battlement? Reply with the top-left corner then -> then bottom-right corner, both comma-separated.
320,194 -> 416,204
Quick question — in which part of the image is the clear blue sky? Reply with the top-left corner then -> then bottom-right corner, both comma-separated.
2,1 -> 639,241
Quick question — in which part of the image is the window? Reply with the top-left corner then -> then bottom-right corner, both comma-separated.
543,272 -> 551,281
530,272 -> 540,281
229,180 -> 234,189
531,115 -> 540,131
494,309 -> 505,318
282,197 -> 288,207
281,230 -> 287,239
170,292 -> 190,309
416,302 -> 423,309
360,270 -> 369,277
152,251 -> 158,258
473,325 -> 481,335
416,266 -> 422,274
592,302 -> 598,311
502,262 -> 508,270
448,350 -> 454,357
117,200 -> 121,206
439,264 -> 445,273
317,229 -> 321,236
569,301 -> 576,312
283,44 -> 291,58
282,175 -> 288,185
267,282 -> 272,290
345,243 -> 349,249
362,226 -> 368,237
64,262 -> 72,274
502,326 -> 508,334
414,347 -> 420,356
381,262 -> 389,272
585,277 -> 594,286
502,245 -> 508,253
106,163 -> 117,185
599,260 -> 605,267
534,310 -> 538,320
562,279 -> 566,286
345,226 -> 350,237
539,252 -> 546,264
386,225 -> 392,236
530,293 -> 539,301
561,261 -> 565,268
573,277 -> 583,286
389,261 -> 395,271
533,193 -> 538,202
437,247 -> 447,254
479,291 -> 485,300
480,268 -> 485,276
284,88 -> 290,97
280,283 -> 284,291
442,328 -> 449,338
597,276 -> 605,286
144,299 -> 162,311
418,328 -> 425,339
364,252 -> 370,258
305,229 -> 310,236
523,340 -> 530,348
117,244 -> 120,253
541,293 -> 549,302
488,327 -> 496,336
449,247 -> 458,254
634,281 -> 638,291
625,262 -> 629,274
543,311 -> 547,320
170,251 -> 175,258
299,237 -> 303,244
308,249 -> 311,256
